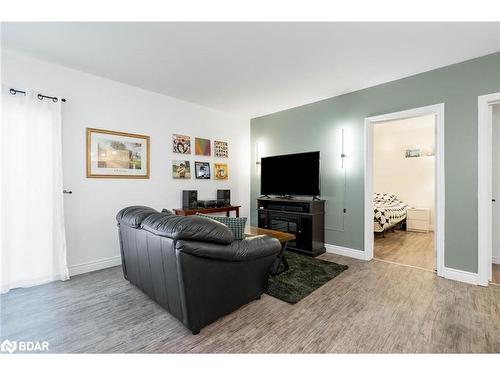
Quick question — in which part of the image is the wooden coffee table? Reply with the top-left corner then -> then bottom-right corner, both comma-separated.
245,226 -> 296,275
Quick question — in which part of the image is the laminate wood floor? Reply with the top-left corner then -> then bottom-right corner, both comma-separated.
374,230 -> 435,271
1,254 -> 499,353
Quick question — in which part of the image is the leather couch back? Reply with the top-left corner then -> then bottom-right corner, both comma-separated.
141,213 -> 234,244
116,206 -> 234,244
116,206 -> 159,228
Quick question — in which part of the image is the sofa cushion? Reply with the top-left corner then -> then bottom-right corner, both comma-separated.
116,206 -> 158,228
176,235 -> 281,261
141,213 -> 234,244
195,213 -> 247,240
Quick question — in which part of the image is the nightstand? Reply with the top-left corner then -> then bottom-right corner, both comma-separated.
406,208 -> 430,232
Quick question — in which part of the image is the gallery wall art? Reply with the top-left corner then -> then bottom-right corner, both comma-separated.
214,140 -> 229,158
86,128 -> 150,179
172,160 -> 191,179
195,137 -> 211,156
214,163 -> 228,180
172,134 -> 191,154
194,161 -> 211,179
170,134 -> 230,181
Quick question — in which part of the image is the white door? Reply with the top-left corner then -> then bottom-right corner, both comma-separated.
492,104 -> 500,270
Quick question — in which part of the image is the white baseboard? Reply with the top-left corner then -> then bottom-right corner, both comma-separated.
325,244 -> 366,260
69,256 -> 122,276
492,256 -> 500,265
443,267 -> 479,285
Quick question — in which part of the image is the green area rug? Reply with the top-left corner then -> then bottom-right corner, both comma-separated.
266,251 -> 348,304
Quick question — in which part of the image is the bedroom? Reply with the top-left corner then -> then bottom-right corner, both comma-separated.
373,114 -> 436,271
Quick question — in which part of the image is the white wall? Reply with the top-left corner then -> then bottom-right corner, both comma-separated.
374,115 -> 435,227
492,103 -> 500,263
1,50 -> 250,275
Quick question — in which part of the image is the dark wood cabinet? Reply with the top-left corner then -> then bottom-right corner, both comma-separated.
256,198 -> 325,257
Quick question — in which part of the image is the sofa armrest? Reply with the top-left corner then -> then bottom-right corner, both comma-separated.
176,235 -> 281,262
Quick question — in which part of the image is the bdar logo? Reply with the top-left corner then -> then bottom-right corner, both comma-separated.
1,339 -> 17,354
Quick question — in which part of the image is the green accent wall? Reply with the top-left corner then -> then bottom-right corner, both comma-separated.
251,52 -> 500,273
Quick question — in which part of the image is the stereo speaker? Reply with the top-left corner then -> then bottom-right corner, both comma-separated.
217,189 -> 231,206
182,190 -> 198,209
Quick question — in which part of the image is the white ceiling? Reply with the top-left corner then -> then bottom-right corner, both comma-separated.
2,22 -> 499,117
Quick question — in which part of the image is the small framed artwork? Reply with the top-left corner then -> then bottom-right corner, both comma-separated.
214,163 -> 228,180
172,160 -> 191,179
214,140 -> 229,158
194,161 -> 211,179
405,149 -> 421,158
172,134 -> 191,154
195,137 -> 211,156
86,128 -> 149,179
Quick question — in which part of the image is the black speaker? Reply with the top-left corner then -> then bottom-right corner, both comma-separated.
182,190 -> 198,209
217,189 -> 230,206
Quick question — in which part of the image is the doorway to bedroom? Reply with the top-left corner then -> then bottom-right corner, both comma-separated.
364,104 -> 444,277
371,114 -> 436,271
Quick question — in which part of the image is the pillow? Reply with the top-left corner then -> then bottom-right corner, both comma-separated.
161,208 -> 175,215
374,193 -> 397,203
196,213 -> 247,240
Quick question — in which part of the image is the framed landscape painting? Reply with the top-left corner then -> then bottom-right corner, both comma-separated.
214,163 -> 228,180
86,128 -> 150,178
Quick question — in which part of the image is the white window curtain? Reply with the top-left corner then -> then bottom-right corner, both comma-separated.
1,86 -> 69,293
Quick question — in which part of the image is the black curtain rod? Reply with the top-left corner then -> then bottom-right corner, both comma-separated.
9,88 -> 67,103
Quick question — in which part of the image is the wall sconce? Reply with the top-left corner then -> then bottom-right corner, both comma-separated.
256,142 -> 261,165
341,128 -> 347,169
255,142 -> 262,173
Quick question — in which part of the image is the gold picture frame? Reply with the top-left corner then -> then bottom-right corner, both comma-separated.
214,163 -> 228,180
86,128 -> 150,179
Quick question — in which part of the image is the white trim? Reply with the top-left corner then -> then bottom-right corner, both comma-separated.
443,267 -> 479,286
325,244 -> 366,260
364,103 -> 445,276
69,256 -> 122,276
478,92 -> 500,286
492,256 -> 500,265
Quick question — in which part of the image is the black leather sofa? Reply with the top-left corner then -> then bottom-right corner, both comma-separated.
116,206 -> 281,334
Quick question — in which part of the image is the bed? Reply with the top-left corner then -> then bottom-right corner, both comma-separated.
373,193 -> 409,235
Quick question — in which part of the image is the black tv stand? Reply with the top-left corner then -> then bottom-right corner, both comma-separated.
260,194 -> 321,201
257,197 -> 325,257
277,194 -> 294,200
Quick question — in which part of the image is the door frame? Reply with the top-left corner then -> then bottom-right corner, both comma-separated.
478,92 -> 500,286
364,103 -> 445,277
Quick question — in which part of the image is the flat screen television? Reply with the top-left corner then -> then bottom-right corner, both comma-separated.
260,151 -> 320,197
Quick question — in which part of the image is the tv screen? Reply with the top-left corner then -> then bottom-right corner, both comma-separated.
260,151 -> 320,196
